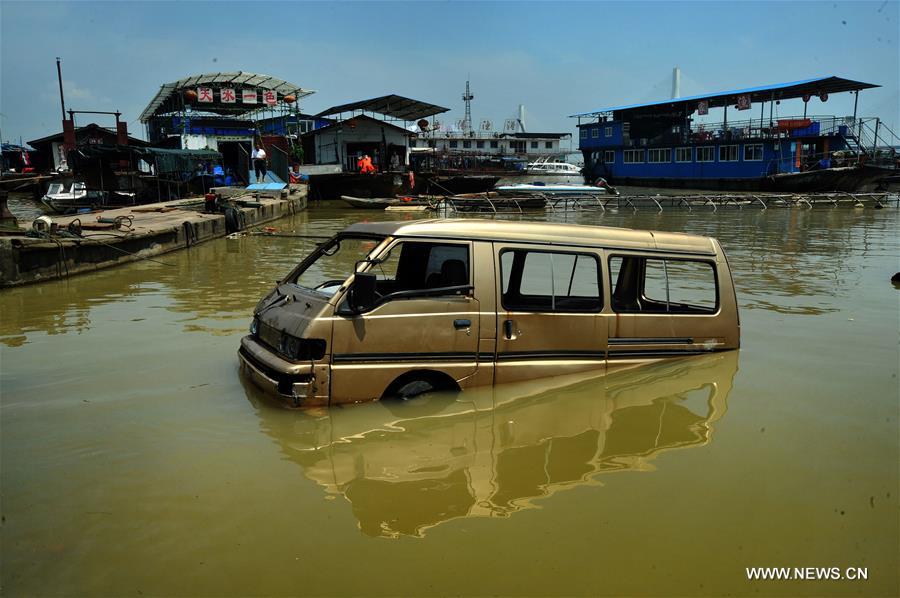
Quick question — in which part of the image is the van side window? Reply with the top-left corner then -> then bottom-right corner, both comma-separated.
373,242 -> 470,297
500,249 -> 601,312
609,256 -> 717,314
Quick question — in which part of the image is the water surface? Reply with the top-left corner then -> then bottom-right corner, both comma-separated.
1,200 -> 897,596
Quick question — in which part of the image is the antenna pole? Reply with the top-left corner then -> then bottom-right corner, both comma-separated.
462,79 -> 474,134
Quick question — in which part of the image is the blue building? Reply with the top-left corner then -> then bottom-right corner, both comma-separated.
571,76 -> 892,191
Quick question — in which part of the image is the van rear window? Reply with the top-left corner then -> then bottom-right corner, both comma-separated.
609,256 -> 717,314
500,249 -> 601,312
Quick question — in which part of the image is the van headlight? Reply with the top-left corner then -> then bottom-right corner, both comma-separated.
249,317 -> 259,335
278,333 -> 327,361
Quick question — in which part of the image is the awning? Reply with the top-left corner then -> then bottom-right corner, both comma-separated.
570,76 -> 880,118
316,95 -> 449,121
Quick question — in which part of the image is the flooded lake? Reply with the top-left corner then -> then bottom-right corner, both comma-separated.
1,200 -> 898,596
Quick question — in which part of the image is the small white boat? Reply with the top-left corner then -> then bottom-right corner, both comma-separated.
524,158 -> 583,176
41,182 -> 109,213
495,181 -> 618,197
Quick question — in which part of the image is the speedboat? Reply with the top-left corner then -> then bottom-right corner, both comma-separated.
495,179 -> 618,197
41,182 -> 109,213
524,158 -> 583,176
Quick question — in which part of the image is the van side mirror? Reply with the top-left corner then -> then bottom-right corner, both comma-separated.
348,272 -> 378,313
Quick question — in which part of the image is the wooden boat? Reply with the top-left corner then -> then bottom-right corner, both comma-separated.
340,195 -> 399,209
340,195 -> 441,210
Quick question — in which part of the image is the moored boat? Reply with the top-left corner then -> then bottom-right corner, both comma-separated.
572,75 -> 898,192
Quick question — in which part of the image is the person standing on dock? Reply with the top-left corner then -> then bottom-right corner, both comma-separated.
252,144 -> 268,183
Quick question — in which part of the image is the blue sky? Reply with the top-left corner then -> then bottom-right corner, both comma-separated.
1,1 -> 897,145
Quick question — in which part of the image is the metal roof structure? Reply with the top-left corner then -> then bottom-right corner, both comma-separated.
139,72 -> 315,122
304,114 -> 411,136
344,219 -> 717,255
315,95 -> 449,121
570,76 -> 880,118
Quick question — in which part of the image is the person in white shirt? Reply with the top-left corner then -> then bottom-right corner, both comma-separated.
253,145 -> 268,183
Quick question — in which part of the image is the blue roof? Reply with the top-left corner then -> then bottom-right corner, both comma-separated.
570,76 -> 879,118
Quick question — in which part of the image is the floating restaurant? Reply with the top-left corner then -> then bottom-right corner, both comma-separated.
139,72 -> 316,184
573,76 -> 898,191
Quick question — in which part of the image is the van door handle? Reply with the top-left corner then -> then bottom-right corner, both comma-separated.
503,319 -> 514,339
453,319 -> 471,330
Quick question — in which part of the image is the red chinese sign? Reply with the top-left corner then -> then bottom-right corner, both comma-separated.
220,88 -> 236,103
697,100 -> 708,116
242,90 -> 258,104
197,87 -> 214,103
736,94 -> 751,110
263,90 -> 277,105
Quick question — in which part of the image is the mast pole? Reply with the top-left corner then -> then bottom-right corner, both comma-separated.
56,57 -> 67,120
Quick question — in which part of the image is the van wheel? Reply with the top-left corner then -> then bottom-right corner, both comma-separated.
383,374 -> 457,417
395,379 -> 436,400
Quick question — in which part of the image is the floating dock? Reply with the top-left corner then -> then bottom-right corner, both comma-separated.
545,191 -> 899,212
0,186 -> 306,287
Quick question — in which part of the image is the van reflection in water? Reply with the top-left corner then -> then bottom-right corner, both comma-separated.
241,351 -> 738,538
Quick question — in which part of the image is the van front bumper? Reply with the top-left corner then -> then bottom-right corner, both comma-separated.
238,336 -> 319,406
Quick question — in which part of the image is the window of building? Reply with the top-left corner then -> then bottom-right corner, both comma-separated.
609,256 -> 717,314
545,141 -> 553,149
463,140 -> 471,149
675,147 -> 692,162
531,141 -> 538,149
490,140 -> 499,148
648,148 -> 671,163
500,249 -> 601,312
449,140 -> 458,149
744,144 -> 763,161
624,149 -> 645,164
605,126 -> 613,137
604,150 -> 615,163
591,128 -> 600,138
697,146 -> 714,162
580,128 -> 588,139
476,140 -> 485,149
719,145 -> 739,162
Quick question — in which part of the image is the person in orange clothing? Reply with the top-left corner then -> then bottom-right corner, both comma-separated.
360,155 -> 376,174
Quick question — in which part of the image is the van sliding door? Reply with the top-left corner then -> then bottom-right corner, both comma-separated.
493,243 -> 608,385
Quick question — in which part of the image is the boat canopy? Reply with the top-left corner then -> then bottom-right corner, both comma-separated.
570,76 -> 880,118
315,95 -> 449,121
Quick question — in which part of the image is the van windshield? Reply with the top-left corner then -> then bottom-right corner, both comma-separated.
288,236 -> 384,295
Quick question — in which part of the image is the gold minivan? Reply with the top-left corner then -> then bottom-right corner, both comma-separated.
238,219 -> 740,407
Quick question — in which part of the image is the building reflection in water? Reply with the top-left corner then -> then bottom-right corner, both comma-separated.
242,351 -> 739,538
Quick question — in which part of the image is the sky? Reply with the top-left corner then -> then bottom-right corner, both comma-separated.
1,0 -> 898,146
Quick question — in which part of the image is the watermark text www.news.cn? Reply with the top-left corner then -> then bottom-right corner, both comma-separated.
746,567 -> 868,581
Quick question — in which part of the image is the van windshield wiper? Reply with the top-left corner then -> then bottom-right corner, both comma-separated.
255,289 -> 291,316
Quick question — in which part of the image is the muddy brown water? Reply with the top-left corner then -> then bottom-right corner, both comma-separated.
1,196 -> 898,596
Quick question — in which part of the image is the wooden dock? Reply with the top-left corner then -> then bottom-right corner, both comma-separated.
0,187 -> 307,287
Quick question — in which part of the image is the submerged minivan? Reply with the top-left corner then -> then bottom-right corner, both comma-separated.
239,219 -> 740,407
